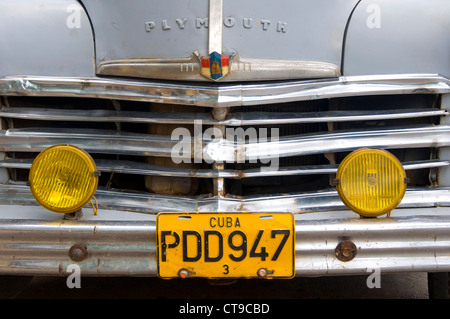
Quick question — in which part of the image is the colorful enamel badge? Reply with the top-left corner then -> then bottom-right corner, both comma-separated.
200,51 -> 230,81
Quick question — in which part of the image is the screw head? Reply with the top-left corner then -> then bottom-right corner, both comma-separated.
178,268 -> 191,279
335,240 -> 357,262
68,243 -> 88,262
257,268 -> 268,278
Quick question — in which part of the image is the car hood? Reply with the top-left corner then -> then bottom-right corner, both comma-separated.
80,0 -> 359,81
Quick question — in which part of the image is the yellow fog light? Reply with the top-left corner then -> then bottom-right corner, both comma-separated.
29,145 -> 98,213
336,148 -> 406,217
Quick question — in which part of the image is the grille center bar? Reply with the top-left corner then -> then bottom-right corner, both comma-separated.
208,0 -> 223,55
211,107 -> 228,197
208,0 -> 227,196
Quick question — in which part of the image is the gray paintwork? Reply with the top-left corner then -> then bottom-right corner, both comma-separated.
80,0 -> 357,67
344,0 -> 450,78
0,0 -> 449,80
0,0 -> 95,77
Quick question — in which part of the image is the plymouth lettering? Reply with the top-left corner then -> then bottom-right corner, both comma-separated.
145,17 -> 287,32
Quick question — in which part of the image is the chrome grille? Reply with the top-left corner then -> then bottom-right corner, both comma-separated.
0,77 -> 449,214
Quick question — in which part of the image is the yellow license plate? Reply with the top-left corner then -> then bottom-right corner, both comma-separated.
156,212 -> 295,279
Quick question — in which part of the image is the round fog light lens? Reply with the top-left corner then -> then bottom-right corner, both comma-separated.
29,145 -> 98,213
336,148 -> 406,217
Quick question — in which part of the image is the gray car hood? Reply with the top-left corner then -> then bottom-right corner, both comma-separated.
80,0 -> 358,81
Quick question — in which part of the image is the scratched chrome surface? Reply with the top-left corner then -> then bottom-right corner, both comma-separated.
0,74 -> 448,108
0,206 -> 449,276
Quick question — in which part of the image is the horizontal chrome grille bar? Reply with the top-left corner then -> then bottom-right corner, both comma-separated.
0,74 -> 448,107
1,125 -> 449,161
0,107 -> 215,125
0,183 -> 448,214
0,128 -> 178,157
204,125 -> 450,162
226,109 -> 447,126
0,106 -> 446,126
1,158 -> 447,178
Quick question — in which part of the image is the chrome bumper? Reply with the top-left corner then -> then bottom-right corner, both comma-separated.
1,205 -> 449,277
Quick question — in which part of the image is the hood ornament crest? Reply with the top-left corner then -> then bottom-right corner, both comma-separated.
199,51 -> 231,81
199,0 -> 230,81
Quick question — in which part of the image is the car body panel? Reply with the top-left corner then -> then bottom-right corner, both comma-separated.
343,0 -> 450,78
0,0 -> 95,77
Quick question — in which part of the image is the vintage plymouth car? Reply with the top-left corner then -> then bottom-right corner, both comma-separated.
0,0 -> 449,298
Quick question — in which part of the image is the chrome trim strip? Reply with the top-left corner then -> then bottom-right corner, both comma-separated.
76,186 -> 450,213
0,106 -> 215,125
0,128 -> 179,157
0,208 -> 449,276
0,107 -> 445,125
96,55 -> 204,82
208,0 -> 223,54
0,74 -> 448,108
227,57 -> 340,81
227,108 -> 447,126
1,158 -> 447,179
0,184 -> 448,214
1,125 -> 449,160
96,56 -> 341,82
403,160 -> 450,170
204,125 -> 450,162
